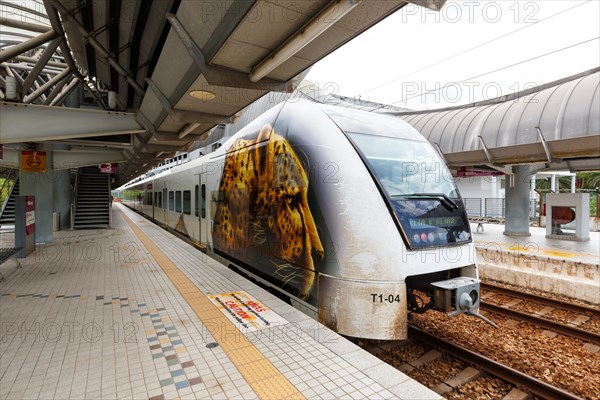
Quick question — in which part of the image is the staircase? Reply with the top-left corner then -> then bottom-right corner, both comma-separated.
73,167 -> 111,229
0,178 -> 19,226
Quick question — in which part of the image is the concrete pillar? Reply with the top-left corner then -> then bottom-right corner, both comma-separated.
53,169 -> 72,230
551,174 -> 556,192
504,165 -> 531,237
571,175 -> 576,193
19,150 -> 54,243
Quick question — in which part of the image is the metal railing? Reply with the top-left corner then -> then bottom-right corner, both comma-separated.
464,197 -> 539,220
70,168 -> 81,229
0,169 -> 18,218
108,173 -> 112,229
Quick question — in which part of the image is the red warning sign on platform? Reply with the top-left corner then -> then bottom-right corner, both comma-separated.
209,291 -> 287,332
21,151 -> 46,173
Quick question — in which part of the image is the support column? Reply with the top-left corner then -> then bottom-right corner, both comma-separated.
504,165 -> 531,237
52,169 -> 72,230
19,150 -> 54,243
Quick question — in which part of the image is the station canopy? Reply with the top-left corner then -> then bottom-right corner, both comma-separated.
0,0 -> 446,186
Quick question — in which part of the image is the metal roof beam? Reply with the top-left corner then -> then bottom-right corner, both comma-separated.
49,76 -> 80,106
165,13 -> 291,92
535,127 -> 553,163
0,17 -> 52,33
47,0 -> 145,97
42,73 -> 70,105
478,136 -> 494,164
0,30 -> 59,63
21,37 -> 65,94
17,54 -> 68,69
0,101 -> 144,144
23,67 -> 71,103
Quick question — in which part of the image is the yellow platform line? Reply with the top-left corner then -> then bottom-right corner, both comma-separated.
120,209 -> 304,400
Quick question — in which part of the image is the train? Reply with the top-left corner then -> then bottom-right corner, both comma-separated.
119,99 -> 490,340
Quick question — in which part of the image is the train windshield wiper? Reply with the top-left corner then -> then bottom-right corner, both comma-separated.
396,193 -> 458,211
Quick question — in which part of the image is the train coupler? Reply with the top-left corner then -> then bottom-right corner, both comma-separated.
431,277 -> 498,329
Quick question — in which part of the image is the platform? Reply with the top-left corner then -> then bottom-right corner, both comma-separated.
471,222 -> 600,304
0,204 -> 439,400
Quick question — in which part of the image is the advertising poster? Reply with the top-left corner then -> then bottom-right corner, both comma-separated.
25,196 -> 35,236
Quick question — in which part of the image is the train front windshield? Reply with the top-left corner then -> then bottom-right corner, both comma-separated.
348,132 -> 471,249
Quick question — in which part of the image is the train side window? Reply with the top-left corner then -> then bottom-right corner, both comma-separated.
169,191 -> 174,211
201,184 -> 206,218
175,191 -> 182,212
194,185 -> 199,217
183,190 -> 191,215
163,188 -> 167,209
156,191 -> 162,208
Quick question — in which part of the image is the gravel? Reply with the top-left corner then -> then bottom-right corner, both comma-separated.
411,311 -> 600,399
445,376 -> 513,400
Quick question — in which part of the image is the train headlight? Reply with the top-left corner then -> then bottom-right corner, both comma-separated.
420,233 -> 427,242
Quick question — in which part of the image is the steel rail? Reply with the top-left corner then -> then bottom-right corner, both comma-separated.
408,325 -> 585,400
481,282 -> 600,317
481,302 -> 600,345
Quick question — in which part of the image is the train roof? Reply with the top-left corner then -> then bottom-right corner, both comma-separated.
118,100 -> 426,190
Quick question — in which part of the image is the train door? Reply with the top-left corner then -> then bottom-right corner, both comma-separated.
162,185 -> 167,225
196,173 -> 208,245
151,181 -> 155,221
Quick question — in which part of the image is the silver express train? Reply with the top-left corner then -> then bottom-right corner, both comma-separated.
119,99 -> 486,340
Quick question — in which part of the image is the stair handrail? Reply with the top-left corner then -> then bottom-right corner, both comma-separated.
1,169 -> 18,215
70,168 -> 81,229
107,172 -> 112,229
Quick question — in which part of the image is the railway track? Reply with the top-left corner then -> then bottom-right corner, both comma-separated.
481,282 -> 600,316
480,302 -> 600,345
481,283 -> 600,345
360,325 -> 586,400
407,325 -> 585,400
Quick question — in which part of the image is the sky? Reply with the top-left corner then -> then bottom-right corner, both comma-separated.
305,0 -> 600,111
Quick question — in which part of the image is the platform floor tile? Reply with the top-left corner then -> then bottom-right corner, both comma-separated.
0,204 -> 439,399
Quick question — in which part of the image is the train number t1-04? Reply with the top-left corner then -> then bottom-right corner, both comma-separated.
371,294 -> 402,303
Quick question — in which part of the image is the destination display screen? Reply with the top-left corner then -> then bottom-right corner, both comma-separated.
409,216 -> 460,228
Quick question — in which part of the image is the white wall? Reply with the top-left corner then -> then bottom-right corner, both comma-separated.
455,176 -> 500,199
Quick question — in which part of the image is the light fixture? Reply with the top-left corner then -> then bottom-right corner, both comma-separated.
189,90 -> 216,100
249,0 -> 360,82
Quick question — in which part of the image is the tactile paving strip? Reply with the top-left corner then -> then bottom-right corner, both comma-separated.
120,209 -> 305,400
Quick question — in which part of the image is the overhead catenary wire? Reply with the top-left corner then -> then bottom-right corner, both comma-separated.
379,36 -> 600,109
360,0 -> 593,97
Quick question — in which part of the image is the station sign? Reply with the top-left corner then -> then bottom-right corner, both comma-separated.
99,163 -> 117,173
21,151 -> 46,173
209,291 -> 287,332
